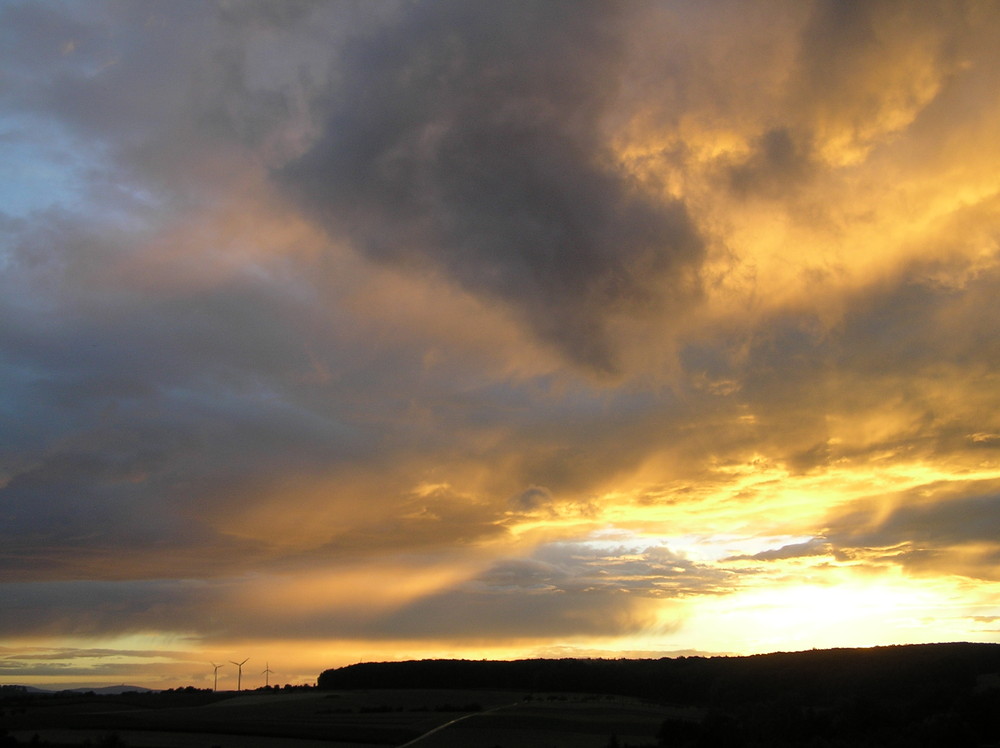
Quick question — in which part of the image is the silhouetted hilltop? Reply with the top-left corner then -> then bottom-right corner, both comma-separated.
318,644 -> 1000,746
319,642 -> 1000,706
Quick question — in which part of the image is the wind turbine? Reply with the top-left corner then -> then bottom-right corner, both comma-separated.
230,657 -> 249,691
262,662 -> 273,688
210,662 -> 222,692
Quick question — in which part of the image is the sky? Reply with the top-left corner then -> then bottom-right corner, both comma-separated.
2,0 -> 1000,691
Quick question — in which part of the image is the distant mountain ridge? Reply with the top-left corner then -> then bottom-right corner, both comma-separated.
67,685 -> 156,695
1,684 -> 156,695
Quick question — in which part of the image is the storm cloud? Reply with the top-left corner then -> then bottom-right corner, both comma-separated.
279,0 -> 704,373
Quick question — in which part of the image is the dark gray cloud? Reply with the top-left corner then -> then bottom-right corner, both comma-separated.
0,2 -> 103,85
0,580 -> 220,638
727,127 -> 815,198
0,220 -> 362,569
509,486 -> 554,512
727,537 -> 836,563
215,0 -> 322,29
278,0 -> 704,373
522,540 -> 737,599
827,482 -> 1000,550
357,539 -> 737,640
372,586 -> 660,640
0,2 -> 207,147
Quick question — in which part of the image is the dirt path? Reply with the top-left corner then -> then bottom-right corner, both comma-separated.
396,701 -> 520,747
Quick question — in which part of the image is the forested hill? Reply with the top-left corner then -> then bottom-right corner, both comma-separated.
318,643 -> 1000,705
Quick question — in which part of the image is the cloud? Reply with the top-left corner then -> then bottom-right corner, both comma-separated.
374,587 -> 664,641
0,536 -> 728,645
278,0 -> 704,373
727,127 -> 815,198
214,0 -> 321,29
2,0 -> 1000,675
829,483 -> 1000,548
510,486 -> 554,512
808,479 -> 1000,581
727,537 -> 835,563
0,580 -> 219,638
362,538 -> 724,640
0,647 -> 187,680
788,0 -> 967,165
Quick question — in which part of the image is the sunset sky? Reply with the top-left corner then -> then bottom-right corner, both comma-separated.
3,0 -> 1000,691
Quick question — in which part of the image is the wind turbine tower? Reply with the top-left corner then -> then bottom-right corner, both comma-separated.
263,662 -> 273,688
230,657 -> 249,691
210,662 -> 222,692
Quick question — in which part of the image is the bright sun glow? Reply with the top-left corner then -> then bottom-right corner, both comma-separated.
674,576 -> 997,655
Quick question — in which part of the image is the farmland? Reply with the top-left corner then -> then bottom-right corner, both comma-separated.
5,644 -> 1000,747
2,687 -> 671,748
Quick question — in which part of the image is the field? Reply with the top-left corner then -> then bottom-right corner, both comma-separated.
9,645 -> 1000,746
2,688 -> 683,748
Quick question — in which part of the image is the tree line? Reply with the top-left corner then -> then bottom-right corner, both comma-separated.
318,643 -> 1000,747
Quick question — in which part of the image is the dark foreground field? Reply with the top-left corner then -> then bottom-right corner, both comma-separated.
3,643 -> 1000,747
0,688 -> 671,748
